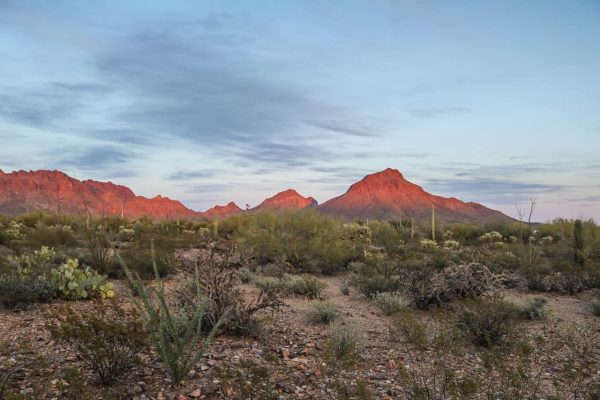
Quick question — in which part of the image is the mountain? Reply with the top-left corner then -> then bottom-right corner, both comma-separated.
0,169 -> 198,219
202,201 -> 243,218
253,189 -> 318,211
0,168 -> 511,223
318,168 -> 510,223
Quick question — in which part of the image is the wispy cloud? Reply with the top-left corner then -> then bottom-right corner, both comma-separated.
409,105 -> 470,118
168,170 -> 217,180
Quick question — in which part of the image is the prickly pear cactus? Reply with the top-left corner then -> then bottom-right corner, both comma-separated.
51,258 -> 115,300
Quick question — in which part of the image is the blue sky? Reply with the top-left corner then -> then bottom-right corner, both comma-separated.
1,0 -> 599,221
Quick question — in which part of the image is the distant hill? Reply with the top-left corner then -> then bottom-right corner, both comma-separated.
0,169 -> 197,219
253,189 -> 317,211
202,201 -> 243,218
318,168 -> 510,224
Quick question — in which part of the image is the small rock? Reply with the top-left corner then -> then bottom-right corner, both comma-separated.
190,389 -> 201,398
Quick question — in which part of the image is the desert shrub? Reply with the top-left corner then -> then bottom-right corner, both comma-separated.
115,247 -> 175,279
518,296 -> 549,320
284,274 -> 326,298
350,254 -> 402,298
524,268 -> 586,294
454,297 -> 519,347
372,291 -> 410,315
237,267 -> 254,283
352,274 -> 402,299
306,301 -> 340,324
253,276 -> 287,294
26,222 -> 78,247
55,367 -> 95,400
587,289 -> 600,316
0,273 -> 57,309
6,245 -> 58,275
177,261 -> 284,336
51,258 -> 114,300
327,320 -> 361,362
369,220 -> 409,257
238,210 -> 358,274
390,313 -> 469,400
46,301 -> 148,385
340,279 -> 350,295
124,256 -> 223,383
403,263 -> 502,309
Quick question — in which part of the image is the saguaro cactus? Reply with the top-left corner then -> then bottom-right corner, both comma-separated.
574,219 -> 585,266
431,205 -> 436,241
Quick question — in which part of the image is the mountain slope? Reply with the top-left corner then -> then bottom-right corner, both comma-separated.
0,169 -> 197,219
253,189 -> 318,211
202,201 -> 243,218
318,168 -> 510,223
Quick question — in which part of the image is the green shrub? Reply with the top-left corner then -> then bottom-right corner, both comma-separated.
373,291 -> 410,315
116,247 -> 175,279
455,297 -> 519,347
124,251 -> 223,382
340,280 -> 350,296
238,210 -> 359,274
587,289 -> 600,316
518,296 -> 549,320
6,246 -> 58,275
26,223 -> 78,247
390,313 -> 469,400
306,301 -> 340,324
51,258 -> 114,300
327,320 -> 361,362
284,274 -> 326,298
238,267 -> 254,283
46,302 -> 147,385
253,276 -> 287,294
0,273 -> 57,309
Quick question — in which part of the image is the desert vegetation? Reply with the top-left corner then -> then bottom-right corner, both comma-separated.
0,209 -> 599,399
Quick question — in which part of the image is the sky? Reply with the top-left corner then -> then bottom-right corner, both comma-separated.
0,0 -> 599,222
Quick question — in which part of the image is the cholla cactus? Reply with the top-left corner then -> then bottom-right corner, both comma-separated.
443,240 -> 460,250
539,236 -> 554,245
479,231 -> 504,244
49,224 -> 72,232
51,258 -> 114,300
117,226 -> 135,242
1,221 -> 26,241
420,239 -> 438,249
442,230 -> 454,241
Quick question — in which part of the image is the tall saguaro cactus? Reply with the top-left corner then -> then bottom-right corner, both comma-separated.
431,205 -> 436,241
573,219 -> 585,266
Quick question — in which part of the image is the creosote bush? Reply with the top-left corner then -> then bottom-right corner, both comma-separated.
454,296 -> 519,347
46,301 -> 147,385
284,274 -> 327,298
519,296 -> 549,320
306,301 -> 340,324
372,291 -> 410,315
0,273 -> 57,309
